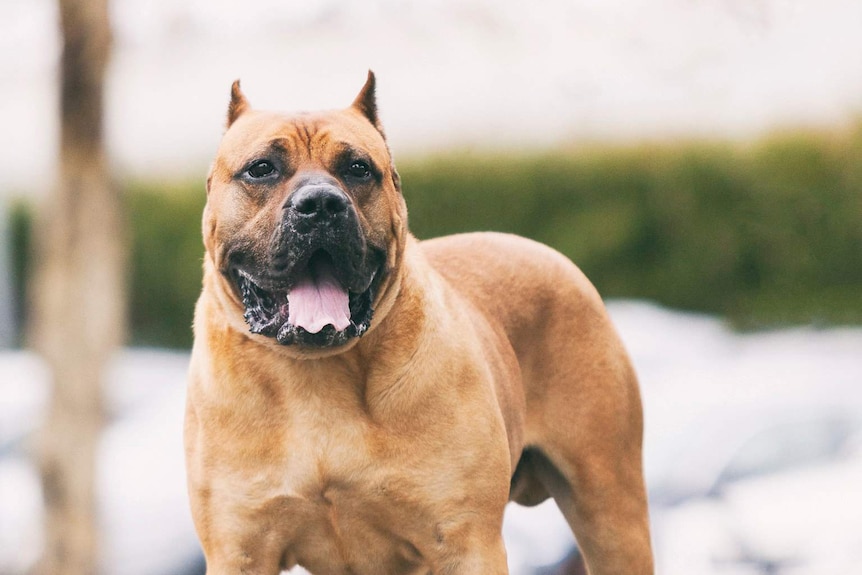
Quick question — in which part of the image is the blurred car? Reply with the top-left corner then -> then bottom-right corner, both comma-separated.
648,399 -> 862,506
650,401 -> 862,575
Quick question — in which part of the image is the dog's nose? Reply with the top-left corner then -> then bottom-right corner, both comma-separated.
287,185 -> 350,220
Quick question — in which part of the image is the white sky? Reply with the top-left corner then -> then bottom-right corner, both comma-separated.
1,0 -> 862,194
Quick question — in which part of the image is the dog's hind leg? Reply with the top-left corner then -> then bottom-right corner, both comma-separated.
530,365 -> 654,575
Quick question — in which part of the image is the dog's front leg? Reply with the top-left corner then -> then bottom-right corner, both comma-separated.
447,549 -> 509,575
199,535 -> 285,575
187,481 -> 287,575
432,524 -> 510,575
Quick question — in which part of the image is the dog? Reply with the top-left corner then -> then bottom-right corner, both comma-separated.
185,72 -> 653,575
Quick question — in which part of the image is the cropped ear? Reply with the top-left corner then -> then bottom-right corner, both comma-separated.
351,70 -> 381,131
227,80 -> 251,128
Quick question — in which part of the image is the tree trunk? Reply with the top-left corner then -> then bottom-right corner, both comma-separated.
29,0 -> 123,573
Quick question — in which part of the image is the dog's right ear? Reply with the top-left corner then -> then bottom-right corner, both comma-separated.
227,80 -> 251,128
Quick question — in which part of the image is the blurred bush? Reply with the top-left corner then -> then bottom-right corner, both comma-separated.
125,181 -> 208,348
11,181 -> 207,348
404,127 -> 862,328
8,126 -> 862,348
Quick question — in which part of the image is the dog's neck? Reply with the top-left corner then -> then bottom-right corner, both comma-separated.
348,235 -> 439,363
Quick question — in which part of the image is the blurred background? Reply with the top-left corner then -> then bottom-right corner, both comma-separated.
2,0 -> 862,574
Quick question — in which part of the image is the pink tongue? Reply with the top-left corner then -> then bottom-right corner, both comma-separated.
287,257 -> 351,334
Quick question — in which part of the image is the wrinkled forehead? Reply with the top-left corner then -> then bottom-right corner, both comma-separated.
214,108 -> 388,176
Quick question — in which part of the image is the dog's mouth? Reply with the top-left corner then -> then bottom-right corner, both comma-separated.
234,250 -> 379,348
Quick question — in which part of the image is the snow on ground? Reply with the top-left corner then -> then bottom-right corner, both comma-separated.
0,349 -> 201,575
1,302 -> 861,574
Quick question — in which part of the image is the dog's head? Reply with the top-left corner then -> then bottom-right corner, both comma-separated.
203,72 -> 407,353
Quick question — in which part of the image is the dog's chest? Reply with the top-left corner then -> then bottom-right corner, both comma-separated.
239,410 -> 440,573
191,352 -> 510,574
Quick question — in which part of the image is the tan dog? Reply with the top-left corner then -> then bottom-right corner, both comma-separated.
185,72 -> 653,575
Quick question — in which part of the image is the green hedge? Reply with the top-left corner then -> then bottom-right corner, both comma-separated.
126,182 -> 208,348
9,182 -> 208,349
9,126 -> 862,348
403,130 -> 862,327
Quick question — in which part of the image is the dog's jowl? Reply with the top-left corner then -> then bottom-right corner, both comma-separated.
185,72 -> 654,575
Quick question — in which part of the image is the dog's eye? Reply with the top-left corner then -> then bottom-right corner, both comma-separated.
247,160 -> 276,179
347,160 -> 371,180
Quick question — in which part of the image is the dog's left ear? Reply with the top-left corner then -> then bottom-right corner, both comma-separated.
227,80 -> 251,128
352,70 -> 383,134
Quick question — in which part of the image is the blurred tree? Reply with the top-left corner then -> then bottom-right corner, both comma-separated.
28,0 -> 125,573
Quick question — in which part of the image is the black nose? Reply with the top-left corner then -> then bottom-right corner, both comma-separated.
287,184 -> 350,220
